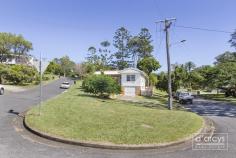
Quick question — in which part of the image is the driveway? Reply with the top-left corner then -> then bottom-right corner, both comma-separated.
0,82 -> 236,158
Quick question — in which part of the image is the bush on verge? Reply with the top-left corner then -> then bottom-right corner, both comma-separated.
0,64 -> 38,85
82,74 -> 120,97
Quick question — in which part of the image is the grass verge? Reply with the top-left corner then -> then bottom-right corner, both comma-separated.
3,74 -> 59,89
25,82 -> 203,145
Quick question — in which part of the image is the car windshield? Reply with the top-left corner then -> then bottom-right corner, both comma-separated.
62,82 -> 69,85
180,93 -> 189,96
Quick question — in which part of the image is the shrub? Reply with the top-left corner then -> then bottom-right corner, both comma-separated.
149,73 -> 158,86
0,64 -> 38,85
0,64 -> 8,84
82,74 -> 120,97
42,76 -> 50,81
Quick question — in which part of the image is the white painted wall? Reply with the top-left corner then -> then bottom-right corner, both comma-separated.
140,75 -> 146,90
121,73 -> 146,89
4,58 -> 16,65
121,73 -> 139,87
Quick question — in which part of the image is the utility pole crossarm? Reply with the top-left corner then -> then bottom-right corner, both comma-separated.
155,18 -> 176,24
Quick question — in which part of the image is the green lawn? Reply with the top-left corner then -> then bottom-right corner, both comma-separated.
200,94 -> 236,105
25,82 -> 203,145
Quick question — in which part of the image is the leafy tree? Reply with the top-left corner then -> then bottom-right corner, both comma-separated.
12,34 -> 32,58
86,43 -> 113,71
157,63 -> 202,92
128,36 -> 141,67
184,61 -> 196,73
113,27 -> 131,69
157,71 -> 183,92
156,72 -> 168,92
216,61 -> 236,89
138,28 -> 154,58
149,73 -> 158,86
214,52 -> 236,89
99,41 -> 113,70
83,62 -> 96,75
45,61 -> 62,75
137,57 -> 160,76
184,61 -> 197,89
214,51 -> 236,64
172,64 -> 188,89
229,30 -> 236,48
60,56 -> 75,77
188,71 -> 204,90
0,32 -> 32,63
53,56 -> 76,77
82,74 -> 121,97
128,28 -> 154,67
0,33 -> 13,63
87,46 -> 100,65
194,65 -> 219,89
75,62 -> 96,79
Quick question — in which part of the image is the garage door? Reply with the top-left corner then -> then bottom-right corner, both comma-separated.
124,87 -> 135,96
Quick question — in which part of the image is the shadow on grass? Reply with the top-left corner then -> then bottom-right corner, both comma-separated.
75,86 -> 184,110
76,93 -> 112,103
76,92 -> 168,110
141,94 -> 185,111
76,87 -> 84,90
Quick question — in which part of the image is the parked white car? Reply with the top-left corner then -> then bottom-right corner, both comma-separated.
60,82 -> 70,89
0,85 -> 4,95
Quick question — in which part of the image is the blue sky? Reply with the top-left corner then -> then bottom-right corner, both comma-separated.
0,0 -> 235,71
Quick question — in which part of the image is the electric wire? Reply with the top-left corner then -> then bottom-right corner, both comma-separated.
175,25 -> 233,34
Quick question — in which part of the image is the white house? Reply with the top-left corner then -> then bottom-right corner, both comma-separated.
95,68 -> 150,96
2,54 -> 36,66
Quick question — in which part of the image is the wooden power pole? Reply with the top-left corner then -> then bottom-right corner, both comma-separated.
156,18 -> 176,110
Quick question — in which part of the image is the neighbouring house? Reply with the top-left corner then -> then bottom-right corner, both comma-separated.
95,68 -> 152,96
1,54 -> 36,66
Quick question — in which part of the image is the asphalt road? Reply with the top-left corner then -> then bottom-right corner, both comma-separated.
0,79 -> 236,158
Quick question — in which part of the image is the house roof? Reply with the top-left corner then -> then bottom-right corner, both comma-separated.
119,68 -> 148,79
94,68 -> 148,79
94,70 -> 120,75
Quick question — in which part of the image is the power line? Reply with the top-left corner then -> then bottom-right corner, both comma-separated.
156,23 -> 164,52
175,25 -> 233,34
170,20 -> 182,43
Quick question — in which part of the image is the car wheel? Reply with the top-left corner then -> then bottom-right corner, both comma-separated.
0,88 -> 4,95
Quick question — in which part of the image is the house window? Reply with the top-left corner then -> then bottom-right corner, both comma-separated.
127,75 -> 135,81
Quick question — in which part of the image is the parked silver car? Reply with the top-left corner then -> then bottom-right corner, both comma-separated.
178,92 -> 194,104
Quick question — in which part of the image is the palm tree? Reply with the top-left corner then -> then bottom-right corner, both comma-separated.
185,61 -> 196,73
184,61 -> 196,89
